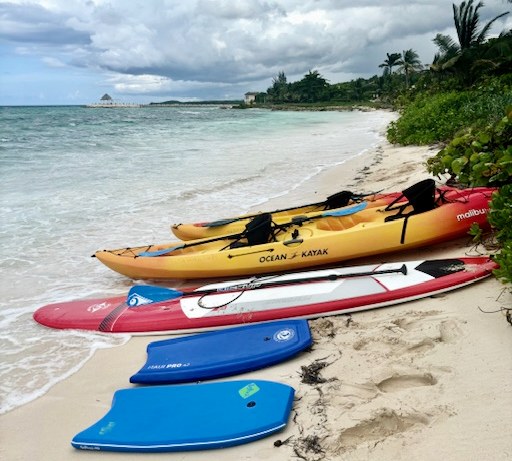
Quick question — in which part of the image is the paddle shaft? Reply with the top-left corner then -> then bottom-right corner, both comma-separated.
180,265 -> 408,297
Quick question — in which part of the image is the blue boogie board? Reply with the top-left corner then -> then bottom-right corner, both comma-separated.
72,380 -> 295,452
130,319 -> 312,384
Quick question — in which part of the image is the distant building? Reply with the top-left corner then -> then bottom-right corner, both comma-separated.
101,93 -> 113,104
244,92 -> 259,104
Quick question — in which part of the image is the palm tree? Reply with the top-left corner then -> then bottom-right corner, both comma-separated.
431,35 -> 461,72
453,0 -> 509,49
397,49 -> 423,86
298,70 -> 329,103
270,71 -> 289,103
432,0 -> 509,81
470,29 -> 512,78
378,53 -> 402,75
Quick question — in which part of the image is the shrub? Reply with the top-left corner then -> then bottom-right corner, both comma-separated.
426,108 -> 512,187
488,184 -> 512,285
387,92 -> 471,145
387,87 -> 512,146
427,106 -> 512,285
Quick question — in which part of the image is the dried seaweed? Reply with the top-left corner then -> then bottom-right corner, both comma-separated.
293,435 -> 326,460
299,358 -> 337,385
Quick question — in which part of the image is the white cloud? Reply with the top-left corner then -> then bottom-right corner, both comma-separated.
0,0 -> 509,103
41,56 -> 67,67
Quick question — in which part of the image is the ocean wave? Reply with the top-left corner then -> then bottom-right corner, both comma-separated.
0,326 -> 130,415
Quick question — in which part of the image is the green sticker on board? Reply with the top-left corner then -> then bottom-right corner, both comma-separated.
99,421 -> 116,435
238,383 -> 260,399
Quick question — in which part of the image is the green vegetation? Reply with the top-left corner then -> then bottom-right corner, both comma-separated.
388,83 -> 512,145
248,71 -> 397,106
426,105 -> 512,187
426,104 -> 512,286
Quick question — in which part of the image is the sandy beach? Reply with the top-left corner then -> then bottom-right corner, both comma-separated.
2,135 -> 511,461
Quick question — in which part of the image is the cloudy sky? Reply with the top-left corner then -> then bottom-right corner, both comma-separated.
1,0 -> 510,105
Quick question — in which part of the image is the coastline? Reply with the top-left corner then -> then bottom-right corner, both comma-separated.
2,137 -> 511,460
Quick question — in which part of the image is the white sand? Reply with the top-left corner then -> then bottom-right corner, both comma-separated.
2,136 -> 511,461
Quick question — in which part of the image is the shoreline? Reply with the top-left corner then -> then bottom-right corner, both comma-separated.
2,137 -> 511,460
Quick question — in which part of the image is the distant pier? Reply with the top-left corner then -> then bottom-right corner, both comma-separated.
83,103 -> 142,108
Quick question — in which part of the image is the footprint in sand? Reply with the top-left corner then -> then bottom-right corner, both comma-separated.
393,315 -> 464,342
376,372 -> 438,393
333,408 -> 432,453
348,312 -> 465,356
330,368 -> 440,402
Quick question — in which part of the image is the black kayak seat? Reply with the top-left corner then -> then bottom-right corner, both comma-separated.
385,179 -> 437,220
228,213 -> 274,249
244,212 -> 273,245
384,179 -> 438,244
325,190 -> 353,210
402,178 -> 437,213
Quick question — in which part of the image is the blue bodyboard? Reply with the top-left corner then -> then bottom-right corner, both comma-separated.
72,380 -> 295,452
130,319 -> 312,384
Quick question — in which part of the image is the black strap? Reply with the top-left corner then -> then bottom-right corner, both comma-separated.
385,179 -> 438,244
400,216 -> 409,244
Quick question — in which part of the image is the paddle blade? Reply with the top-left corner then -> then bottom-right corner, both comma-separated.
138,245 -> 184,257
322,201 -> 367,217
127,285 -> 183,306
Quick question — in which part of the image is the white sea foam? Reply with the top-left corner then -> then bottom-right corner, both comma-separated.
0,328 -> 130,415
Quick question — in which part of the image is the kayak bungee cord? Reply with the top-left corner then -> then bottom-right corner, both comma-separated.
192,265 -> 408,310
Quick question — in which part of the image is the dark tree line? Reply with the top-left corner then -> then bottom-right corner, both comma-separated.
262,70 -> 329,104
254,0 -> 510,105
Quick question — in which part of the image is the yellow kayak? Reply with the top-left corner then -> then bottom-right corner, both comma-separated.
94,181 -> 495,280
171,189 -> 400,240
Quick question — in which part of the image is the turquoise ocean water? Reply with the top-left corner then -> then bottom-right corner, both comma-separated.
0,105 -> 394,414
